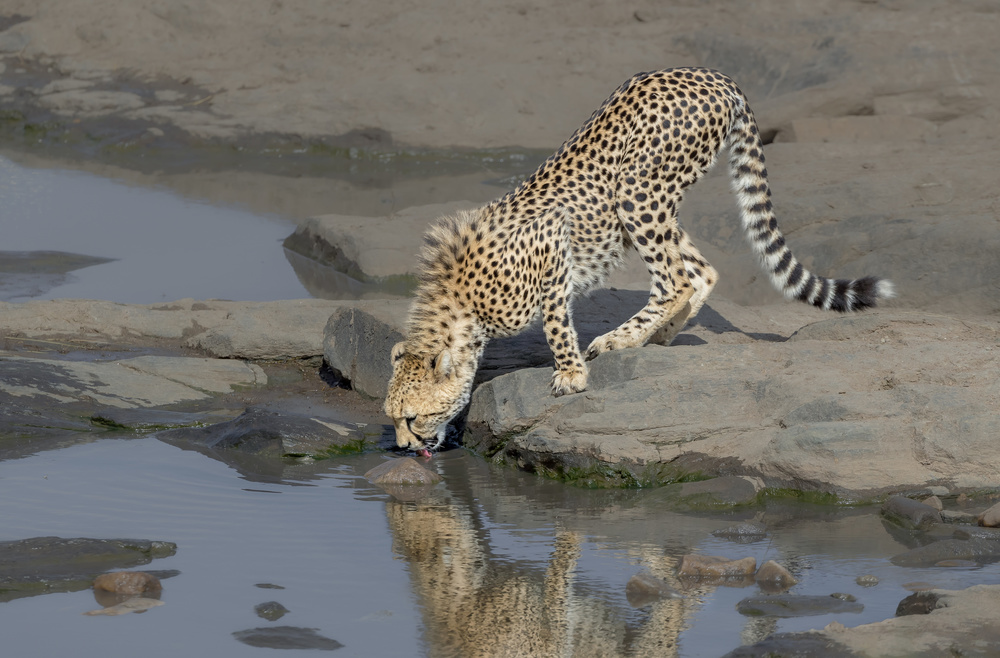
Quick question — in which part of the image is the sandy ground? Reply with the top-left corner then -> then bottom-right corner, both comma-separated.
0,0 -> 997,149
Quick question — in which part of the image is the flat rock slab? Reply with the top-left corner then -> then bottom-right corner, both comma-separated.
737,585 -> 1000,658
0,537 -> 175,603
464,310 -> 1000,497
890,538 -> 1000,567
0,352 -> 265,409
0,298 -> 345,360
736,594 -> 864,618
158,407 -> 392,459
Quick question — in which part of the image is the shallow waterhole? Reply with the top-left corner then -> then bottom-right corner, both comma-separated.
2,147 -> 999,655
0,148 -> 527,304
2,436 -> 998,657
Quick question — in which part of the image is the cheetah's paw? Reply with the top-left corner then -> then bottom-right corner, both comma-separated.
551,366 -> 588,397
585,332 -> 638,361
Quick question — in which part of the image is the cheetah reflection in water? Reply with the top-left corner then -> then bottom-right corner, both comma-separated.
385,67 -> 893,452
385,496 -> 700,657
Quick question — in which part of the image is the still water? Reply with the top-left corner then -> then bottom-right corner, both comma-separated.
2,436 -> 998,657
0,154 -> 310,303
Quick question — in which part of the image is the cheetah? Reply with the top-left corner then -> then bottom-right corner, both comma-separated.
385,67 -> 894,453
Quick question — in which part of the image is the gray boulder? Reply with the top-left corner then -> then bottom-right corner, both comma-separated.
464,309 -> 1000,497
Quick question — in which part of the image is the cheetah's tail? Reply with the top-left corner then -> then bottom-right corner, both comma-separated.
726,101 -> 895,312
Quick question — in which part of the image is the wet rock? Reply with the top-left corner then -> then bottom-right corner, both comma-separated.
941,510 -> 977,524
922,523 -> 961,540
890,538 -> 1000,567
954,526 -> 1000,541
896,591 -> 942,616
754,560 -> 798,591
158,407 -> 387,459
712,522 -> 768,543
91,408 -> 222,432
0,537 -> 176,603
646,477 -> 761,510
83,597 -> 164,616
773,585 -> 1000,656
935,559 -> 978,568
902,582 -> 936,592
364,457 -> 442,486
255,583 -> 286,590
922,495 -> 944,511
233,626 -> 344,650
978,501 -> 1000,527
625,572 -> 683,608
881,496 -> 942,531
831,592 -> 857,602
736,594 -> 864,618
255,601 -> 290,621
678,555 -> 756,579
93,571 -> 162,596
855,574 -> 879,587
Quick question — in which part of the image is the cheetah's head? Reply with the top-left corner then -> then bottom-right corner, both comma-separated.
384,342 -> 473,453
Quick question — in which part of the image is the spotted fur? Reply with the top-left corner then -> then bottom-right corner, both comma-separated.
385,67 -> 893,452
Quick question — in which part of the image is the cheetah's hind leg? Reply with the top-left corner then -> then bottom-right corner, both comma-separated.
648,230 -> 718,346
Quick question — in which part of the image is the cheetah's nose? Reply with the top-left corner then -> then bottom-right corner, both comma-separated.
393,418 -> 426,451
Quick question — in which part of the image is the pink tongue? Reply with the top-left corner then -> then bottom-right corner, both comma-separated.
417,448 -> 433,459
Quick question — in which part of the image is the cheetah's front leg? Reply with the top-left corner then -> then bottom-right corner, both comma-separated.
542,242 -> 588,397
545,293 -> 588,396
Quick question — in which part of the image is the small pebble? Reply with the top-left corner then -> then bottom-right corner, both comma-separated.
364,457 -> 442,485
754,560 -> 798,590
93,571 -> 161,595
254,601 -> 290,621
625,572 -> 682,608
856,574 -> 879,587
830,592 -> 857,602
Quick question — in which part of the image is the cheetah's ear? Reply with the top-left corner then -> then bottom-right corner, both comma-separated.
391,342 -> 407,364
430,348 -> 454,380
